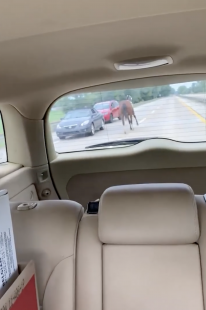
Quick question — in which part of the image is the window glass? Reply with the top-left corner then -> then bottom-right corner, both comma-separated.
0,114 -> 7,162
49,80 -> 206,153
94,102 -> 110,110
64,109 -> 91,119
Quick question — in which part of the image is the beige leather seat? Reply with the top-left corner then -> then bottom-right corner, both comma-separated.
10,200 -> 83,310
76,183 -> 204,310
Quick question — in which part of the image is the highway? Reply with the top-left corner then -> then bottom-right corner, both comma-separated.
52,96 -> 206,153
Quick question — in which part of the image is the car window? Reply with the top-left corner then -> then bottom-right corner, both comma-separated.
94,102 -> 110,110
49,79 -> 206,153
0,114 -> 7,163
65,109 -> 91,118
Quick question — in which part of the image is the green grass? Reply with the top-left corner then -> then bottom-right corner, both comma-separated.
49,110 -> 65,123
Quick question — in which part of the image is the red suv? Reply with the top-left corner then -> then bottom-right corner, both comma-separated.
94,101 -> 120,123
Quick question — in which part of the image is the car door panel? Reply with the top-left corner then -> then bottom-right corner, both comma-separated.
93,114 -> 98,129
0,165 -> 58,201
95,113 -> 100,128
10,184 -> 39,201
98,113 -> 102,127
91,109 -> 99,128
113,102 -> 117,118
95,113 -> 102,128
111,103 -> 115,118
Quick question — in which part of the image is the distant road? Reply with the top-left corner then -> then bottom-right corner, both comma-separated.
53,96 -> 206,153
180,94 -> 206,119
182,94 -> 206,100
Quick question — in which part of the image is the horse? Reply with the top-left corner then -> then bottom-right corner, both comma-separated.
119,100 -> 138,133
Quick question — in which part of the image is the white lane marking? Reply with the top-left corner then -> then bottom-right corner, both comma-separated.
151,110 -> 155,114
139,118 -> 146,123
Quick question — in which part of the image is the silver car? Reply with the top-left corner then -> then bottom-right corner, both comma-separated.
56,108 -> 105,139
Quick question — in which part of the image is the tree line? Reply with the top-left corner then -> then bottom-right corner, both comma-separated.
54,81 -> 206,113
176,81 -> 206,95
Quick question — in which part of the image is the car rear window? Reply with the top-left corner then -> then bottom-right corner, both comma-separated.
65,109 -> 91,118
94,102 -> 110,109
49,80 -> 206,153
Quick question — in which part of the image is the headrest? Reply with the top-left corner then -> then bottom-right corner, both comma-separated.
98,183 -> 199,245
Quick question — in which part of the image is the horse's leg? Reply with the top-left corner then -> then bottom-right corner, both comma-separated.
128,115 -> 132,131
122,114 -> 126,134
130,114 -> 133,130
133,113 -> 138,125
131,107 -> 138,126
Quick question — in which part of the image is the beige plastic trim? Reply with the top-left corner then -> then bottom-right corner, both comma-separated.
67,167 -> 206,208
0,163 -> 22,178
0,104 -> 48,167
50,139 -> 206,199
0,165 -> 58,200
45,116 -> 57,162
10,184 -> 39,202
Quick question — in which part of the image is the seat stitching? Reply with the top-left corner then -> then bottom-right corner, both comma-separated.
42,254 -> 74,307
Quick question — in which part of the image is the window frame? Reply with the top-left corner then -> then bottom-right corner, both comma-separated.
0,112 -> 7,163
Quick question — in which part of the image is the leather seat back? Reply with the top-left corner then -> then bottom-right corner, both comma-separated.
77,183 -> 204,310
10,200 -> 83,310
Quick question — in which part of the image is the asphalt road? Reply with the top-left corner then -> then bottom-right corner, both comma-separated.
53,96 -> 206,153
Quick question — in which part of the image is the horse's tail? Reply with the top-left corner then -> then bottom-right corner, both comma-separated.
122,103 -> 127,116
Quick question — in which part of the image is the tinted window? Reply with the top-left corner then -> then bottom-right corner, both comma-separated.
94,102 -> 110,109
65,109 -> 91,119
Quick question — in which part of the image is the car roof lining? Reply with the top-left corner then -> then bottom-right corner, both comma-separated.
0,0 -> 205,42
0,4 -> 206,119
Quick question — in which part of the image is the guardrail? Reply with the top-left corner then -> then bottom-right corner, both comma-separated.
180,94 -> 206,104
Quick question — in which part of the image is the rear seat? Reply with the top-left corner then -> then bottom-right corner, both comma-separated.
10,200 -> 83,310
9,184 -> 206,310
76,183 -> 204,310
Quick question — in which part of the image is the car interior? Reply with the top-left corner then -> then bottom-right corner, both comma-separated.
1,0 -> 206,309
